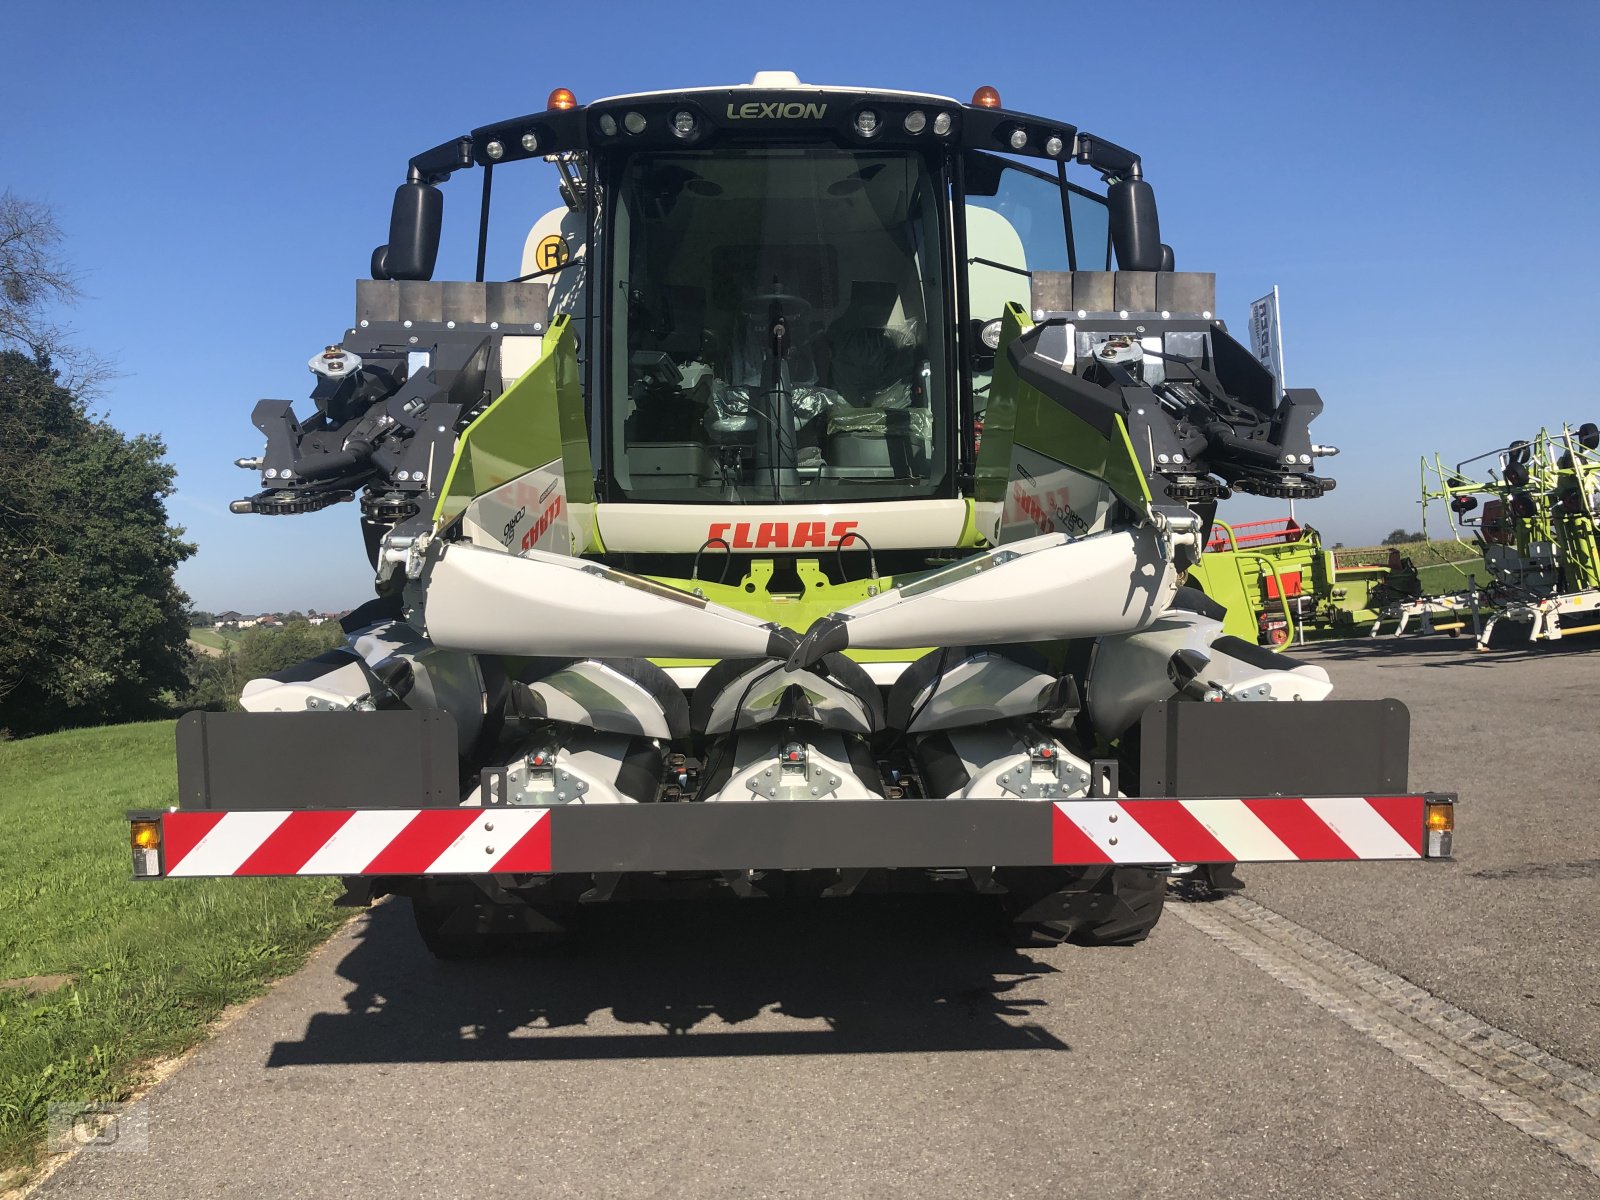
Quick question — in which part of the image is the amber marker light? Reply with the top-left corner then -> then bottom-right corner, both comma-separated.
131,819 -> 162,878
972,85 -> 1002,109
547,87 -> 577,110
1424,800 -> 1455,859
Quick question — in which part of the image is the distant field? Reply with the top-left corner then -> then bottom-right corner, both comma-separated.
1335,539 -> 1481,568
1336,540 -> 1485,597
187,627 -> 238,651
0,723 -> 345,1183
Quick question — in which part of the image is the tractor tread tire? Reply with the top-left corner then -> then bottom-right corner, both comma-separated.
1074,868 -> 1167,946
1008,867 -> 1166,947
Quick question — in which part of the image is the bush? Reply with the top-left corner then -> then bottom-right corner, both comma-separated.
181,621 -> 343,711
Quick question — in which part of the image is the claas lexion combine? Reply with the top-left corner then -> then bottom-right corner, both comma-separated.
130,75 -> 1454,954
1413,422 -> 1600,647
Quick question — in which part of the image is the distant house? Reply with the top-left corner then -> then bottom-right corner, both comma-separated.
307,614 -> 327,626
256,615 -> 283,629
213,611 -> 243,629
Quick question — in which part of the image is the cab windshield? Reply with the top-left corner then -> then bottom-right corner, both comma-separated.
607,148 -> 950,503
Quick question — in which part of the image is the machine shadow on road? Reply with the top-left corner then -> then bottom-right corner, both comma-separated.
267,895 -> 1072,1066
1299,636 -> 1600,667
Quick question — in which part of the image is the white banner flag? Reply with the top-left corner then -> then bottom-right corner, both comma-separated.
1248,286 -> 1286,391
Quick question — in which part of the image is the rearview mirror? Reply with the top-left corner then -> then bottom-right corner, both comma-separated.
373,182 -> 443,281
1108,178 -> 1162,272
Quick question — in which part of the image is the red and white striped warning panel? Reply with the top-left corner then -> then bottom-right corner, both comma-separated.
162,809 -> 551,877
151,795 -> 1425,878
1052,796 -> 1424,864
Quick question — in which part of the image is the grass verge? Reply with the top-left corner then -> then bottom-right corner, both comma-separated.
0,722 -> 345,1183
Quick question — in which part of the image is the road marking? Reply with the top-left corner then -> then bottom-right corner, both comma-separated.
1172,894 -> 1600,1178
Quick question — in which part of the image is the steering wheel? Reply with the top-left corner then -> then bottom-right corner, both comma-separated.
742,291 -> 813,319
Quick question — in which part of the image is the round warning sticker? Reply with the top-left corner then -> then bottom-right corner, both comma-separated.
535,234 -> 571,271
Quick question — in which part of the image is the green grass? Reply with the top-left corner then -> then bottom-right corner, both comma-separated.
1415,559 -> 1487,596
0,723 -> 345,1181
186,627 -> 238,651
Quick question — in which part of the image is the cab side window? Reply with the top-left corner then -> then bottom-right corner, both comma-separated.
1068,188 -> 1110,272
964,153 -> 1069,298
964,153 -> 1105,407
963,153 -> 1112,321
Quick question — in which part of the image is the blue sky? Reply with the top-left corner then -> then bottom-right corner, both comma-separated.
5,0 -> 1597,611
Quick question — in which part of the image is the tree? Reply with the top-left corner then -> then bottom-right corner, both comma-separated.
0,192 -> 107,393
0,351 -> 195,735
1382,528 -> 1425,546
236,620 -> 343,681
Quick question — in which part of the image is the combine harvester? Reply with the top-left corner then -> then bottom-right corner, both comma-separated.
1409,422 -> 1600,648
129,75 -> 1453,953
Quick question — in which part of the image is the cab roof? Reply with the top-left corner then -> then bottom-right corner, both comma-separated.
402,73 -> 1140,184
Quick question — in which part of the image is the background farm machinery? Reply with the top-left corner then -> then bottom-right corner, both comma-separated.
1188,518 -> 1420,645
1413,422 -> 1600,647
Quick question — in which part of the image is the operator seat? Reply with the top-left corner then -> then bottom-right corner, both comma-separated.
814,280 -> 930,475
813,280 -> 897,389
829,325 -> 915,407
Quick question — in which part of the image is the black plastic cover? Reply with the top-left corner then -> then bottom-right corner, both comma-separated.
175,710 -> 460,810
1138,699 -> 1409,797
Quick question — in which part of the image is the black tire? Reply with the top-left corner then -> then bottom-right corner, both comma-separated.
410,898 -> 508,960
1074,868 -> 1167,946
1003,867 -> 1166,947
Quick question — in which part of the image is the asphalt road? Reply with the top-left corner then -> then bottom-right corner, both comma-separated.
36,639 -> 1600,1199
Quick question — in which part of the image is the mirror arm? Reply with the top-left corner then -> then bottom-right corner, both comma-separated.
1072,132 -> 1142,183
